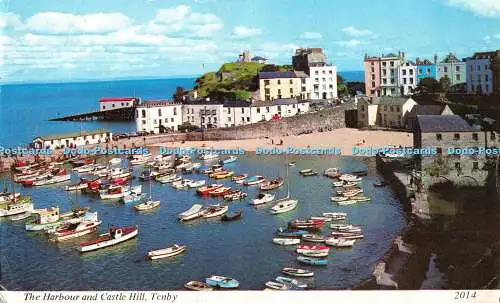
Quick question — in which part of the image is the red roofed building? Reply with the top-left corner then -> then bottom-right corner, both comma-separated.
99,97 -> 140,111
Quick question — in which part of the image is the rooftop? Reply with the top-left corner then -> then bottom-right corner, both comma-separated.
416,115 -> 474,133
258,71 -> 307,79
251,56 -> 267,61
136,101 -> 181,108
99,97 -> 136,103
408,105 -> 445,117
34,128 -> 110,141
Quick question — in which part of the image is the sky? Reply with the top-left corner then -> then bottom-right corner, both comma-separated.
1,0 -> 500,83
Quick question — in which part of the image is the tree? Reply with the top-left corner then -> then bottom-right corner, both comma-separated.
439,76 -> 451,93
173,86 -> 187,102
415,77 -> 441,94
337,75 -> 347,96
424,155 -> 451,177
260,64 -> 281,72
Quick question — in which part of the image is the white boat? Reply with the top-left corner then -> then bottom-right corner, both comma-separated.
49,212 -> 102,242
73,164 -> 95,173
99,186 -> 131,200
270,199 -> 298,215
134,199 -> 160,211
330,224 -> 362,233
310,216 -> 332,222
202,205 -> 228,218
122,192 -> 148,204
199,153 -> 219,161
0,200 -> 34,217
330,232 -> 364,240
301,250 -> 329,257
178,204 -> 205,221
9,212 -> 32,221
265,281 -> 289,290
32,174 -> 71,186
0,192 -> 21,203
171,179 -> 193,189
337,199 -> 358,206
188,180 -> 206,188
275,276 -> 308,289
221,156 -> 237,164
109,158 -> 122,165
65,182 -> 88,191
325,237 -> 356,247
341,189 -> 363,197
78,225 -> 138,253
281,268 -> 314,278
147,244 -> 186,260
331,196 -> 349,202
25,207 -> 88,231
129,154 -> 151,165
322,212 -> 347,219
272,238 -> 300,245
156,174 -> 181,184
339,174 -> 362,182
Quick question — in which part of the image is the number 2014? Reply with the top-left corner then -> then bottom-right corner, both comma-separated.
454,291 -> 476,300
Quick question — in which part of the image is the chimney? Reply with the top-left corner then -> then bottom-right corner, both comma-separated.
434,54 -> 438,65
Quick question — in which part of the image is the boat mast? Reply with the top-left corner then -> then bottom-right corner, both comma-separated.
286,152 -> 290,199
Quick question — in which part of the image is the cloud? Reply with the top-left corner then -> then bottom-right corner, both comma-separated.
25,12 -> 132,34
341,26 -> 372,37
232,26 -> 262,38
483,35 -> 491,43
300,32 -> 322,39
147,5 -> 223,37
446,0 -> 500,17
335,39 -> 361,47
0,13 -> 22,29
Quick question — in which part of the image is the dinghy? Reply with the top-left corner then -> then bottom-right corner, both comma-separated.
147,244 -> 186,260
281,267 -> 314,277
205,276 -> 239,289
265,281 -> 289,290
272,238 -> 300,246
325,237 -> 356,247
297,256 -> 328,266
178,204 -> 205,222
184,281 -> 213,291
250,193 -> 275,205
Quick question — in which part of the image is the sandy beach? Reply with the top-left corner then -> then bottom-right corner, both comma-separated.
152,128 -> 413,156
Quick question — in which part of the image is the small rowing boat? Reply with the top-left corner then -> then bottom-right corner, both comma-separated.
220,156 -> 237,164
221,210 -> 243,222
178,204 -> 204,221
202,205 -> 228,218
297,256 -> 328,266
296,245 -> 329,253
325,237 -> 356,247
223,190 -> 247,201
244,175 -> 266,186
265,281 -> 289,290
205,275 -> 239,289
272,238 -> 300,246
281,267 -> 314,277
260,177 -> 284,190
184,281 -> 213,291
232,174 -> 248,183
301,234 -> 326,243
275,276 -> 308,289
197,184 -> 224,196
147,244 -> 186,260
299,169 -> 318,176
209,186 -> 231,197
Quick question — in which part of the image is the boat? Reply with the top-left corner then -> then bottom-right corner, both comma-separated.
250,193 -> 275,205
309,216 -> 332,222
78,225 -> 138,253
147,244 -> 186,260
73,164 -> 95,173
243,176 -> 266,186
188,180 -> 206,188
184,281 -> 213,291
330,232 -> 364,240
324,167 -> 341,178
299,169 -> 318,176
325,237 -> 356,247
65,181 -> 89,191
265,281 -> 289,290
260,177 -> 284,190
275,276 -> 308,289
208,169 -> 229,177
223,190 -> 247,201
301,234 -> 326,243
71,158 -> 94,167
231,174 -> 248,182
272,237 -> 300,245
322,212 -> 347,219
281,268 -> 314,278
220,156 -> 237,164
339,174 -> 362,182
172,179 -> 194,189
0,199 -> 34,217
288,219 -> 324,230
209,186 -> 231,197
301,250 -> 329,257
336,199 -> 358,206
202,205 -> 228,218
340,189 -> 363,197
32,172 -> 71,186
202,164 -> 223,174
297,256 -> 328,266
342,182 -> 359,188
99,186 -> 130,200
129,154 -> 151,165
156,174 -> 181,184
197,184 -> 224,196
25,207 -> 88,231
296,245 -> 329,254
9,212 -> 32,221
0,192 -> 20,203
270,199 -> 298,215
221,210 -> 243,222
134,198 -> 160,211
199,153 -> 219,161
374,181 -> 388,187
288,162 -> 296,166
122,192 -> 148,204
275,228 -> 309,238
205,276 -> 239,289
178,204 -> 205,221
139,169 -> 155,181
331,196 -> 349,202
49,212 -> 102,242
109,158 -> 122,165
212,171 -> 234,179
330,224 -> 362,233
351,195 -> 371,202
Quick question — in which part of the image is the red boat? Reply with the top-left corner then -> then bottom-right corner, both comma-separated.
209,186 -> 231,197
197,184 -> 224,196
296,245 -> 329,251
288,219 -> 324,230
111,177 -> 128,185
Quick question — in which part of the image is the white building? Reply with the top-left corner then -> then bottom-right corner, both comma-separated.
380,53 -> 403,96
466,51 -> 495,95
307,65 -> 338,100
33,129 -> 111,149
99,97 -> 139,111
135,101 -> 183,134
182,101 -> 225,129
398,61 -> 417,96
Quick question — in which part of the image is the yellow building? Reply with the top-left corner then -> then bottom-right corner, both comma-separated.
258,71 -> 308,101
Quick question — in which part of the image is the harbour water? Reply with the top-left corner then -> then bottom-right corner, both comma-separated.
0,155 -> 406,290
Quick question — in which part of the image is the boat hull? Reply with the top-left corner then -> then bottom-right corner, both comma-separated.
78,228 -> 138,253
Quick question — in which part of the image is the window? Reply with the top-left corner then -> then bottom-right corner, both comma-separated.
436,133 -> 442,140
384,105 -> 387,111
396,106 -> 400,112
112,104 -> 115,108
290,88 -> 293,94
403,78 -> 407,84
315,71 -> 319,75
141,110 -> 146,118
174,107 -> 177,115
329,70 -> 333,74
437,147 -> 442,154
410,70 -> 414,75
142,120 -> 146,125
491,132 -> 496,141
485,75 -> 489,82
241,117 -> 244,122
121,103 -> 124,106
426,68 -> 430,75
371,67 -> 375,72
361,114 -> 365,119
264,80 -> 270,85
171,118 -> 174,122
153,119 -> 157,124
214,117 -> 217,123
301,78 -> 306,84
456,66 -> 460,72
228,108 -> 231,114
211,110 -> 216,115
266,107 -> 270,113
382,62 -> 387,67
410,78 -> 414,84
158,109 -> 162,116
277,80 -> 281,84
454,133 -> 460,140
329,84 -> 333,89
473,162 -> 479,170
390,61 -> 394,67
278,89 -> 281,94
257,108 -> 260,113
228,117 -> 231,122
372,81 -> 375,88
241,108 -> 244,113
102,106 -> 106,110
278,106 -> 281,112
444,67 -> 448,73
390,106 -> 394,112
456,75 -> 460,81
402,70 -> 407,76
247,117 -> 250,122
472,133 -> 478,140
165,119 -> 168,123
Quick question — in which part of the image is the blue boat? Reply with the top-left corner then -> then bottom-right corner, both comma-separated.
275,227 -> 309,238
220,156 -> 237,165
297,256 -> 328,266
205,275 -> 239,289
123,193 -> 148,204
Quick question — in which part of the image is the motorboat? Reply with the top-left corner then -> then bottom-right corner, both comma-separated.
172,179 -> 194,189
281,268 -> 314,278
122,192 -> 148,204
232,174 -> 248,183
288,162 -> 296,166
244,176 -> 266,186
202,164 -> 224,174
49,212 -> 102,242
296,245 -> 329,254
209,186 -> 231,197
297,256 -> 328,266
220,210 -> 243,222
188,180 -> 206,188
197,184 -> 224,196
129,154 -> 151,165
147,244 -> 186,260
32,172 -> 71,186
265,281 -> 290,290
25,206 -> 88,231
339,174 -> 362,182
199,153 -> 219,161
184,281 -> 213,291
250,193 -> 275,205
134,199 -> 160,211
156,174 -> 181,184
337,200 -> 358,206
178,204 -> 205,221
139,169 -> 155,181
65,181 -> 89,191
205,275 -> 239,289
299,169 -> 318,176
0,198 -> 34,217
275,276 -> 308,289
9,212 -> 32,221
223,190 -> 247,201
301,234 -> 326,243
99,186 -> 130,200
220,156 -> 237,164
202,205 -> 228,218
272,238 -> 300,245
78,225 -> 138,253
0,192 -> 20,203
275,227 -> 309,238
269,199 -> 298,215
260,178 -> 284,190
325,237 -> 356,247
324,167 -> 341,178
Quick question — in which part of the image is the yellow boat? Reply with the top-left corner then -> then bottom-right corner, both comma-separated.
212,171 -> 234,179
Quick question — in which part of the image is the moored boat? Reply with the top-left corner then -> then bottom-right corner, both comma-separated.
275,227 -> 309,238
122,192 -> 148,204
322,212 -> 347,220
281,267 -> 314,277
212,171 -> 234,179
26,207 -> 88,231
243,175 -> 265,186
270,199 -> 298,215
178,204 -> 205,221
65,181 -> 89,191
231,174 -> 248,182
339,174 -> 362,182
205,275 -> 239,289
202,205 -> 228,218
220,210 -> 243,222
301,234 -> 326,243
209,186 -> 231,197
301,250 -> 329,257
49,212 -> 102,242
32,172 -> 71,186
184,281 -> 213,291
109,158 -> 122,165
330,224 -> 362,233
324,167 -> 341,178
275,276 -> 308,289
147,244 -> 186,260
9,212 -> 32,221
188,180 -> 206,188
197,184 -> 224,196
325,237 -> 356,247
134,199 -> 160,211
220,156 -> 237,164
171,179 -> 193,189
272,237 -> 300,246
250,193 -> 275,205
297,256 -> 328,266
0,198 -> 33,217
78,225 -> 138,253
331,196 -> 349,202
265,281 -> 289,290
299,169 -> 318,176
260,177 -> 284,190
223,190 -> 247,201
296,245 -> 329,254
199,153 -> 219,161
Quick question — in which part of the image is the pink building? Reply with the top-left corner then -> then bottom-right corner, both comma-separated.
364,56 -> 381,97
